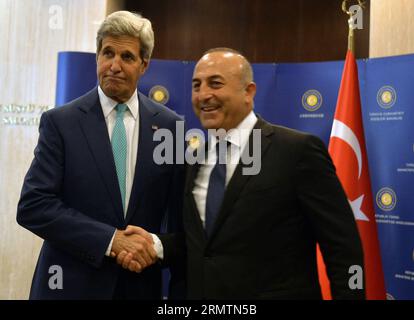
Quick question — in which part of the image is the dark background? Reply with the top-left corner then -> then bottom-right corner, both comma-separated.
125,0 -> 370,62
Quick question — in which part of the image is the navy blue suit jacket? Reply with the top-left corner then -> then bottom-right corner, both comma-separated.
17,88 -> 185,299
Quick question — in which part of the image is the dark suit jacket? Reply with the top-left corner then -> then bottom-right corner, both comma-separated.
183,117 -> 365,299
17,88 -> 185,299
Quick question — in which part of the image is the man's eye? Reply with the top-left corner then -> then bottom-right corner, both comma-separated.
122,54 -> 134,61
211,81 -> 222,87
102,50 -> 113,57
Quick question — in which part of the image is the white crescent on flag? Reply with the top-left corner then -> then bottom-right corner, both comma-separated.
330,119 -> 368,221
330,119 -> 362,179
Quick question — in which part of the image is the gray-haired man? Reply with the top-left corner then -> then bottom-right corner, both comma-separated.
17,11 -> 185,299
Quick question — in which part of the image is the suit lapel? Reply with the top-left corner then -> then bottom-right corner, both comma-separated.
207,117 -> 274,242
78,89 -> 124,223
125,93 -> 158,223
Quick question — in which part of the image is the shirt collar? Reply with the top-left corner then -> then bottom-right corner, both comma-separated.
98,86 -> 139,120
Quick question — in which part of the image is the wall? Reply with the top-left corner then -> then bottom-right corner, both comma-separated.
370,0 -> 414,58
125,0 -> 370,62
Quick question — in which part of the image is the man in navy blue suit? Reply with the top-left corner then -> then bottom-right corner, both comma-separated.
17,11 -> 185,299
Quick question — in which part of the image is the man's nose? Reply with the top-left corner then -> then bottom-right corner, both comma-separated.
110,56 -> 122,72
197,84 -> 213,101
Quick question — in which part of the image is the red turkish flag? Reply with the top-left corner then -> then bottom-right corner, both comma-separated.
318,50 -> 386,300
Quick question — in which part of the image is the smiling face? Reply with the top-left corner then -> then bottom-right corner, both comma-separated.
97,35 -> 148,103
191,51 -> 256,131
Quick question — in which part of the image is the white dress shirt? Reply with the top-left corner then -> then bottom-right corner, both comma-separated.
98,87 -> 163,258
99,86 -> 139,213
192,111 -> 258,226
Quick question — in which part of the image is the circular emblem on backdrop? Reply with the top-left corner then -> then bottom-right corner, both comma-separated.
376,187 -> 397,211
302,90 -> 323,112
377,86 -> 397,109
149,85 -> 170,105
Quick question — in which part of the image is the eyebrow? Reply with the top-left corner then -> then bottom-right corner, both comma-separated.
102,46 -> 136,56
192,75 -> 224,82
102,45 -> 113,50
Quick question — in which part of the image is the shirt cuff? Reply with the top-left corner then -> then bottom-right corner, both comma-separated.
105,231 -> 116,257
151,233 -> 164,260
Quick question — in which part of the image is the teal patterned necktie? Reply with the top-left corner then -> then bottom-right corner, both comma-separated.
111,103 -> 127,210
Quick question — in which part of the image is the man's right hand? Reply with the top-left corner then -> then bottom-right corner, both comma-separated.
110,228 -> 157,273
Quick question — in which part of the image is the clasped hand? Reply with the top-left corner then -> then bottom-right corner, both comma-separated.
110,225 -> 157,273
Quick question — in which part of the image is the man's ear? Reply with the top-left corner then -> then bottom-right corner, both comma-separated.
245,82 -> 257,102
141,59 -> 150,74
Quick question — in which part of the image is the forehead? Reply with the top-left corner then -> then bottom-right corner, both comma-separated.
193,52 -> 243,80
101,35 -> 140,52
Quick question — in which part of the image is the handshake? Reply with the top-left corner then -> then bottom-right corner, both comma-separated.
110,225 -> 157,273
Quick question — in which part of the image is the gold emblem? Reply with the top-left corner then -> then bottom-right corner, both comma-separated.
376,187 -> 397,211
302,90 -> 322,112
153,90 -> 165,102
306,95 -> 318,107
381,91 -> 392,104
377,86 -> 396,109
149,85 -> 169,104
188,136 -> 200,149
380,192 -> 393,206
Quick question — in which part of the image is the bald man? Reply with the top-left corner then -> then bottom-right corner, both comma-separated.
183,48 -> 364,299
117,48 -> 365,299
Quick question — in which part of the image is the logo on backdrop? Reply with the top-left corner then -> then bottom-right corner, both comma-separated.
302,89 -> 322,112
377,86 -> 397,109
376,187 -> 397,211
149,85 -> 170,105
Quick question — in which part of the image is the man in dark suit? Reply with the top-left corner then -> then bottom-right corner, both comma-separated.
183,48 -> 365,299
16,11 -> 184,299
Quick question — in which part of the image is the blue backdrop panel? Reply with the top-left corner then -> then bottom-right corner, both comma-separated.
138,59 -> 188,115
55,51 -> 414,299
55,52 -> 97,106
268,61 -> 344,145
363,54 -> 414,300
252,63 -> 277,120
182,61 -> 202,131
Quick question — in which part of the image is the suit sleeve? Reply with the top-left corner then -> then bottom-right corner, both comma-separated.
16,112 -> 115,268
295,134 -> 365,299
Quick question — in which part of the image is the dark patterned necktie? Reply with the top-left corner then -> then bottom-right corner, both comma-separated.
205,140 -> 228,236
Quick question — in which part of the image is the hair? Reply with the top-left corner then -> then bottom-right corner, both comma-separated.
96,11 -> 154,61
202,47 -> 254,84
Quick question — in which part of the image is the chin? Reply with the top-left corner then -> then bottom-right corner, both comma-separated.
102,85 -> 117,95
200,120 -> 218,130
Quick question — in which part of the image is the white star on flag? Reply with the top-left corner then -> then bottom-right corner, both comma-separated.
349,195 -> 369,221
